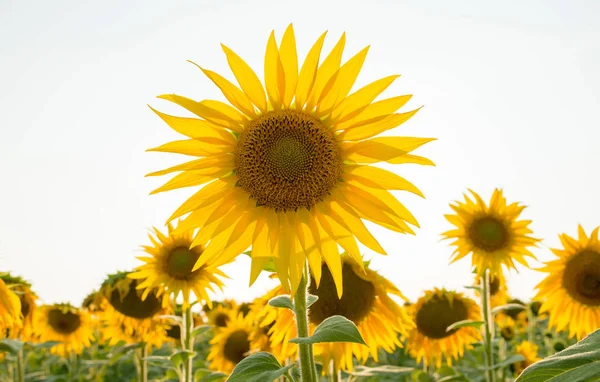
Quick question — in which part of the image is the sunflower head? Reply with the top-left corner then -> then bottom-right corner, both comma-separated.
81,289 -> 103,313
536,225 -> 600,339
207,305 -> 235,330
36,303 -> 94,356
0,278 -> 22,337
511,341 -> 541,376
101,271 -> 166,319
100,301 -> 168,347
443,189 -> 539,276
473,271 -> 509,308
207,313 -> 256,373
146,24 -> 433,297
1,273 -> 37,339
407,288 -> 481,368
128,223 -> 227,308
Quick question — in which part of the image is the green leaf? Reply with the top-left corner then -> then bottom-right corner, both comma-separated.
33,341 -> 62,350
268,295 -> 294,311
350,365 -> 415,376
157,314 -> 183,324
195,368 -> 227,382
464,285 -> 481,291
436,376 -> 469,382
143,355 -> 171,365
492,303 -> 527,315
446,320 -> 484,332
515,329 -> 600,381
192,325 -> 212,338
226,352 -> 295,382
170,349 -> 196,368
481,354 -> 525,371
0,339 -> 24,354
307,294 -> 318,308
289,315 -> 366,345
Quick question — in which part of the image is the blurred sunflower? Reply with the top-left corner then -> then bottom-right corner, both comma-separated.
0,277 -> 22,337
443,189 -> 539,276
265,257 -> 414,373
165,304 -> 204,342
100,271 -> 170,344
207,313 -> 258,373
146,24 -> 434,296
473,271 -> 509,308
407,288 -> 481,368
36,303 -> 94,356
1,273 -> 37,340
496,314 -> 517,341
129,223 -> 227,308
535,225 -> 600,339
511,340 -> 540,376
206,304 -> 235,330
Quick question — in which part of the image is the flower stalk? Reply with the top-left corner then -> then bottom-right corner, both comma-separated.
181,305 -> 194,382
16,348 -> 25,382
293,263 -> 318,382
135,343 -> 149,382
480,269 -> 496,382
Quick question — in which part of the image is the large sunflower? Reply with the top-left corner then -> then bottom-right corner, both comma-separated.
147,24 -> 434,296
129,223 -> 227,308
535,225 -> 600,339
407,288 -> 481,368
264,257 -> 414,373
36,303 -> 94,356
443,189 -> 539,276
100,271 -> 171,343
0,278 -> 22,337
1,273 -> 36,340
207,312 -> 260,373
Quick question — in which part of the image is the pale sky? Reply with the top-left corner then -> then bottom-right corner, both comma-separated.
1,0 -> 599,308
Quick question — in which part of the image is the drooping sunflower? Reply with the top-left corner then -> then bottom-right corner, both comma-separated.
99,271 -> 170,344
35,303 -> 94,356
0,277 -> 22,337
535,225 -> 600,339
407,288 -> 481,368
511,340 -> 541,376
129,223 -> 227,308
265,256 -> 414,373
473,270 -> 509,308
443,189 -> 539,276
207,312 -> 258,373
147,24 -> 434,296
1,273 -> 37,340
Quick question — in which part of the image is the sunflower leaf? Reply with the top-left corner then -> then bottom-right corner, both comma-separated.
446,320 -> 484,332
170,349 -> 196,369
191,325 -> 212,338
0,339 -> 23,354
515,329 -> 600,382
268,295 -> 294,311
307,294 -> 319,308
350,365 -> 415,377
289,315 -> 367,345
492,303 -> 527,315
479,354 -> 525,371
226,352 -> 295,382
157,314 -> 183,324
194,368 -> 227,382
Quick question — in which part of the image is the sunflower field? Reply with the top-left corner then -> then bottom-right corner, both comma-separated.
2,22 -> 599,382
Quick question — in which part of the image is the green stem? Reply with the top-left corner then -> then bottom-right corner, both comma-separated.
68,352 -> 77,380
182,305 -> 194,382
481,269 -> 496,382
135,343 -> 149,382
498,338 -> 507,382
330,359 -> 340,382
16,347 -> 24,382
293,263 -> 317,382
527,308 -> 535,344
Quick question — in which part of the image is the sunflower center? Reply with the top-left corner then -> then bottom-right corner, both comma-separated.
215,313 -> 230,328
238,303 -> 251,318
416,294 -> 469,339
308,262 -> 376,325
468,216 -> 509,251
167,247 -> 199,280
489,276 -> 500,296
223,329 -> 250,364
563,250 -> 600,306
20,296 -> 31,319
109,280 -> 162,319
235,110 -> 343,211
48,309 -> 81,335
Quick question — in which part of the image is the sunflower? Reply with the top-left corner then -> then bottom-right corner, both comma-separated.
129,223 -> 227,308
496,314 -> 517,341
147,24 -> 434,296
99,271 -> 171,343
1,273 -> 37,340
443,189 -> 539,276
511,340 -> 541,376
264,257 -> 414,373
207,312 -> 259,373
407,288 -> 481,368
535,225 -> 600,339
0,278 -> 22,337
165,303 -> 204,342
35,303 -> 94,356
473,271 -> 509,308
206,304 -> 235,330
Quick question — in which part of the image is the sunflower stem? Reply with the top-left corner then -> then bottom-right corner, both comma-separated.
16,347 -> 25,382
527,308 -> 535,344
135,343 -> 149,382
330,359 -> 340,382
481,269 -> 496,382
293,263 -> 317,382
181,305 -> 194,382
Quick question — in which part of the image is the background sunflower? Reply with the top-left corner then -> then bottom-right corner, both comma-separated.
0,273 -> 36,340
35,303 -> 94,356
206,312 -> 257,373
0,278 -> 22,338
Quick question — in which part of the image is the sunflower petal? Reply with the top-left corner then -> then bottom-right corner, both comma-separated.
295,31 -> 327,110
264,30 -> 285,109
335,95 -> 413,131
305,33 -> 346,111
221,44 -> 267,112
344,165 -> 424,197
342,137 -> 435,163
331,75 -> 399,122
157,94 -> 244,132
338,108 -> 421,141
146,154 -> 234,177
279,24 -> 298,108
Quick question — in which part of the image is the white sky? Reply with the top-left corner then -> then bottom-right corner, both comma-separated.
1,0 -> 599,307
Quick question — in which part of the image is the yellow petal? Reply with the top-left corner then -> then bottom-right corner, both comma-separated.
342,137 -> 435,163
344,165 -> 424,197
167,177 -> 236,222
316,209 -> 362,267
315,217 -> 343,298
150,167 -> 232,194
157,94 -> 244,132
305,33 -> 346,111
295,31 -> 327,110
353,186 -> 419,227
264,30 -> 285,109
335,94 -> 413,131
330,75 -> 400,122
147,139 -> 230,157
146,154 -> 234,177
279,24 -> 298,108
193,63 -> 256,117
221,44 -> 267,112
250,256 -> 270,286
218,212 -> 257,265
338,108 -> 421,141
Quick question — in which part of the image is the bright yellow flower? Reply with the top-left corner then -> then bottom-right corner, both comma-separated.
35,304 -> 94,356
262,257 -> 414,373
407,288 -> 481,368
512,340 -> 541,376
129,223 -> 227,308
100,301 -> 167,348
443,189 -> 539,276
1,273 -> 36,340
207,313 -> 260,373
0,278 -> 22,338
206,304 -> 236,331
473,271 -> 509,308
147,24 -> 434,296
535,225 -> 600,339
